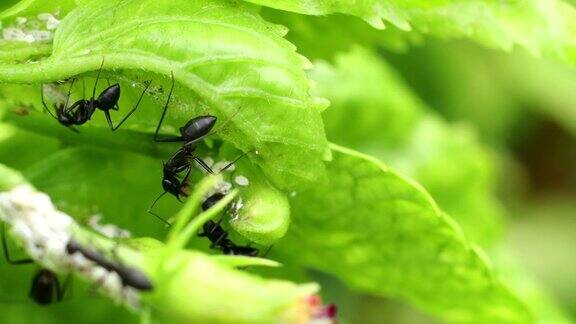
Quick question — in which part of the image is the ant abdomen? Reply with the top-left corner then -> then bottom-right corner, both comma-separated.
29,269 -> 59,306
180,115 -> 217,142
96,84 -> 121,110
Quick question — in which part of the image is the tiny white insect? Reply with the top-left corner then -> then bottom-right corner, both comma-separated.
15,17 -> 27,26
37,13 -> 61,30
0,186 -> 143,309
234,175 -> 249,186
88,214 -> 131,239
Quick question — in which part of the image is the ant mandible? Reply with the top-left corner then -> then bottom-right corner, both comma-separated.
41,58 -> 151,132
1,224 -> 71,305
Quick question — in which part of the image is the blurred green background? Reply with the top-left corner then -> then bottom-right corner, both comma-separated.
0,1 -> 575,323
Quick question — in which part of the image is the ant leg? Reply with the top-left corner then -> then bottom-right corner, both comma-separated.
147,192 -> 171,226
2,223 -> 33,265
211,233 -> 228,250
109,81 -> 151,131
40,85 -> 58,120
261,245 -> 273,258
193,150 -> 251,175
92,57 -> 105,99
64,78 -> 76,110
153,72 -> 181,142
181,164 -> 193,184
210,218 -> 227,248
217,150 -> 252,173
193,157 -> 215,174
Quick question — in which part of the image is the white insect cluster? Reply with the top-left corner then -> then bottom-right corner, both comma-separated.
0,186 -> 144,309
88,214 -> 132,239
1,12 -> 60,43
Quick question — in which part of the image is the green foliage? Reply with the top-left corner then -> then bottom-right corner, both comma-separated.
246,0 -> 576,64
276,144 -> 531,323
0,0 -> 574,323
0,0 -> 329,190
312,47 -> 503,246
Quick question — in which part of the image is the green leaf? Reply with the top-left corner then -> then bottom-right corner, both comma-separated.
313,47 -> 503,246
23,146 -> 171,238
0,0 -> 77,61
0,0 -> 75,22
223,155 -> 291,245
0,162 -> 26,190
0,177 -> 319,323
247,0 -> 576,65
19,142 -> 290,246
0,0 -> 329,190
276,144 -> 532,323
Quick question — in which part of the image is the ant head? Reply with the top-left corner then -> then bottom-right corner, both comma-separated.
29,269 -> 56,306
180,115 -> 217,143
201,193 -> 225,211
162,177 -> 181,197
96,84 -> 120,110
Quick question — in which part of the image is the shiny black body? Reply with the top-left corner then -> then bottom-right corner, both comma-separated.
153,74 -> 218,196
198,193 -> 259,257
30,269 -> 66,305
152,73 -> 217,148
148,73 -> 222,223
41,59 -> 150,132
65,239 -> 153,291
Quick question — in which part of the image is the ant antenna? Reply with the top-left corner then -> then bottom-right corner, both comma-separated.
147,191 -> 171,226
208,105 -> 245,137
92,57 -> 105,99
217,150 -> 253,173
63,78 -> 76,112
108,80 -> 152,131
2,223 -> 33,265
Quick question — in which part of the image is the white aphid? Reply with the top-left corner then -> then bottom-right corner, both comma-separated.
205,180 -> 233,198
0,186 -> 144,309
29,30 -> 53,41
15,17 -> 27,26
3,28 -> 32,42
234,175 -> 249,186
229,197 -> 244,221
37,13 -> 60,30
88,214 -> 131,239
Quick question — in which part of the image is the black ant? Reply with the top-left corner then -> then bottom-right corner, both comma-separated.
1,224 -> 71,305
147,73 -> 248,224
65,239 -> 153,292
41,58 -> 151,132
198,193 -> 259,257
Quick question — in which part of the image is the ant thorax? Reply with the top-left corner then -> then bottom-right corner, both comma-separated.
0,185 -> 149,309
